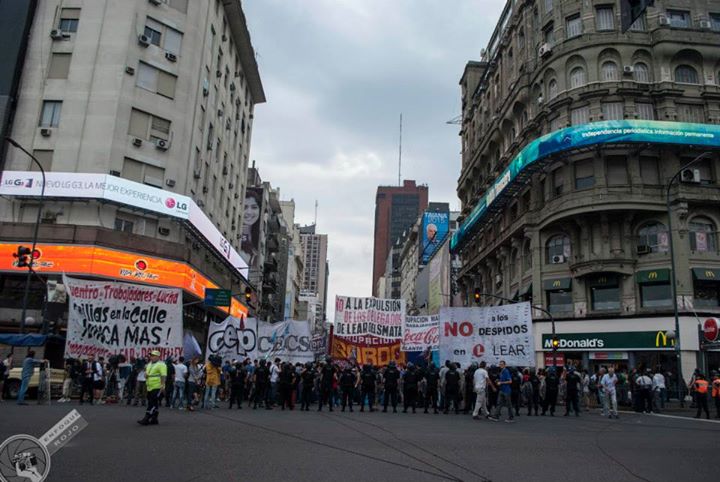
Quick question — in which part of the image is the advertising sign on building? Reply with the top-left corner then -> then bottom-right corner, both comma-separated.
206,317 -> 314,364
240,187 -> 263,268
438,303 -> 534,367
401,314 -> 439,352
421,211 -> 449,264
63,275 -> 183,359
540,331 -> 676,351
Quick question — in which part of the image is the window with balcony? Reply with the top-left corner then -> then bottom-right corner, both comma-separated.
666,9 -> 690,28
674,65 -> 699,84
689,217 -> 717,252
711,13 -> 720,31
40,101 -> 62,127
144,17 -> 183,55
637,222 -> 668,253
548,79 -> 558,99
629,14 -> 647,31
636,102 -> 655,120
543,23 -> 555,44
602,102 -> 623,120
566,15 -> 583,38
596,6 -> 615,31
552,168 -> 564,196
571,105 -> 589,125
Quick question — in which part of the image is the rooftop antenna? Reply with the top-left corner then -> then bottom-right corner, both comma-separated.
314,199 -> 318,227
398,113 -> 403,186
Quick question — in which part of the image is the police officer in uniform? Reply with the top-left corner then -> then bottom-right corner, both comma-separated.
318,358 -> 336,412
402,362 -> 419,413
340,367 -> 356,412
382,361 -> 400,413
300,363 -> 316,411
138,350 -> 167,426
253,360 -> 270,409
278,362 -> 297,410
228,361 -> 246,409
359,364 -> 377,412
444,363 -> 461,414
542,367 -> 559,416
424,363 -> 440,414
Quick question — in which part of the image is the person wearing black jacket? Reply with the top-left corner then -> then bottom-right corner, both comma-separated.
317,359 -> 336,412
510,368 -> 522,416
300,363 -> 316,411
564,366 -> 581,416
444,363 -> 461,414
340,368 -> 356,412
228,362 -> 245,409
463,363 -> 477,414
529,369 -> 541,416
278,363 -> 296,410
542,367 -> 559,416
424,363 -> 440,414
402,363 -> 419,414
359,364 -> 377,412
253,360 -> 270,409
382,361 -> 400,413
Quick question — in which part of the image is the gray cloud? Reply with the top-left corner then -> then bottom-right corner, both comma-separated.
243,0 -> 504,318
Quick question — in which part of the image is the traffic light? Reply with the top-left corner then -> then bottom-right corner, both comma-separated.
244,287 -> 252,302
13,246 -> 32,268
551,336 -> 559,351
473,288 -> 481,305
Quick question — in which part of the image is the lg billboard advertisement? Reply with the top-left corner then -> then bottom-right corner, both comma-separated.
421,211 -> 449,264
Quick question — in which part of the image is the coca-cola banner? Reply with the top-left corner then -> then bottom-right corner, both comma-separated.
401,315 -> 439,352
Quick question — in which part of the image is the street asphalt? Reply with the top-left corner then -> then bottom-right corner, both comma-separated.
0,401 -> 717,482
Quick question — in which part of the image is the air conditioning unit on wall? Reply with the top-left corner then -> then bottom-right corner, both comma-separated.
551,254 -> 566,264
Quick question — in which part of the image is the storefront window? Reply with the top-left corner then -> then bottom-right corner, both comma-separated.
694,283 -> 720,308
641,283 -> 672,308
547,290 -> 572,313
590,276 -> 620,311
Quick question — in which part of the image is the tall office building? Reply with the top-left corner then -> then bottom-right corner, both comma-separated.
0,0 -> 265,332
299,224 -> 329,328
372,180 -> 428,297
452,0 -> 720,377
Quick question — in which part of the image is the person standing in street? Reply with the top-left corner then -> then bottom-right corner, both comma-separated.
317,359 -> 336,412
228,361 -> 246,410
564,366 -> 581,417
16,351 -> 46,405
493,360 -> 514,423
0,353 -> 12,401
423,363 -> 440,414
382,361 -> 401,413
443,363 -> 461,414
402,362 -> 419,413
172,357 -> 188,410
636,369 -> 654,414
79,355 -> 96,405
600,366 -> 619,419
279,362 -> 296,410
138,350 -> 167,426
300,363 -> 316,411
711,372 -> 720,419
652,367 -> 666,413
269,358 -> 281,407
253,360 -> 270,409
472,361 -> 494,420
542,367 -> 559,416
693,373 -> 711,419
203,357 -> 222,409
463,363 -> 477,414
339,367 -> 356,412
359,364 -> 377,412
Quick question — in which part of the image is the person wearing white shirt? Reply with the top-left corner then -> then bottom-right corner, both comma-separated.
472,361 -> 495,420
172,357 -> 189,409
652,369 -> 666,413
269,358 -> 281,406
600,367 -> 619,419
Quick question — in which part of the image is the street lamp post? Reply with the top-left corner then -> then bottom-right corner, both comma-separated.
5,137 -> 47,334
666,151 -> 712,406
474,291 -> 556,366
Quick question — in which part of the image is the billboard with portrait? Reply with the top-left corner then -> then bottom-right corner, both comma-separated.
421,211 -> 449,264
240,187 -> 264,269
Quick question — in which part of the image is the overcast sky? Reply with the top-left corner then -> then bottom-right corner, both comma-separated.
243,0 -> 504,319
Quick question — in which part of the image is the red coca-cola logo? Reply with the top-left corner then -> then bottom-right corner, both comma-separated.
704,318 -> 719,342
403,327 -> 439,346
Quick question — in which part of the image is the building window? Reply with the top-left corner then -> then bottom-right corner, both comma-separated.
136,62 -> 177,99
589,275 -> 620,311
606,156 -> 628,185
641,283 -> 672,308
640,157 -> 660,184
569,67 -> 586,88
48,53 -> 72,79
600,61 -> 619,81
694,282 -> 720,308
39,101 -> 62,127
144,17 -> 183,55
31,150 -> 53,172
121,157 -> 165,187
128,108 -> 171,142
544,0 -> 553,14
674,65 -> 699,84
676,103 -> 705,123
571,106 -> 589,125
666,9 -> 690,28
548,79 -> 558,99
547,290 -> 572,313
711,13 -> 720,31
566,15 -> 583,38
689,217 -> 717,252
546,234 -> 570,263
602,102 -> 623,120
550,117 -> 563,132
163,0 -> 188,13
638,222 -> 668,252
629,14 -> 647,31
552,168 -> 564,196
633,63 -> 650,82
59,8 -> 80,33
636,102 -> 655,120
574,159 -> 594,189
596,6 -> 615,31
114,216 -> 135,234
543,23 -> 555,44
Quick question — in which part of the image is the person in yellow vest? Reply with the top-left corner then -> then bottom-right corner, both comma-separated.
711,371 -> 720,419
138,350 -> 167,426
693,373 -> 710,420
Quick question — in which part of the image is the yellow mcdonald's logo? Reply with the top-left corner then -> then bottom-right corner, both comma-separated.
553,280 -> 561,287
655,331 -> 675,347
706,270 -> 715,278
648,272 -> 657,280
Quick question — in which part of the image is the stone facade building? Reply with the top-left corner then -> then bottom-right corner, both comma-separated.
454,0 -> 720,379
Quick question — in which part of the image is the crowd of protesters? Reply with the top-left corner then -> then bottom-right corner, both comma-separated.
4,352 -> 720,421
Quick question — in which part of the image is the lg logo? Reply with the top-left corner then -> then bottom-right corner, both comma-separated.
165,198 -> 188,211
4,178 -> 33,187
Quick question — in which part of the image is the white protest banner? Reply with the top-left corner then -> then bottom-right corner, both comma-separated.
438,303 -> 534,367
206,318 -> 313,363
333,296 -> 405,339
63,275 -> 183,360
401,314 -> 439,352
